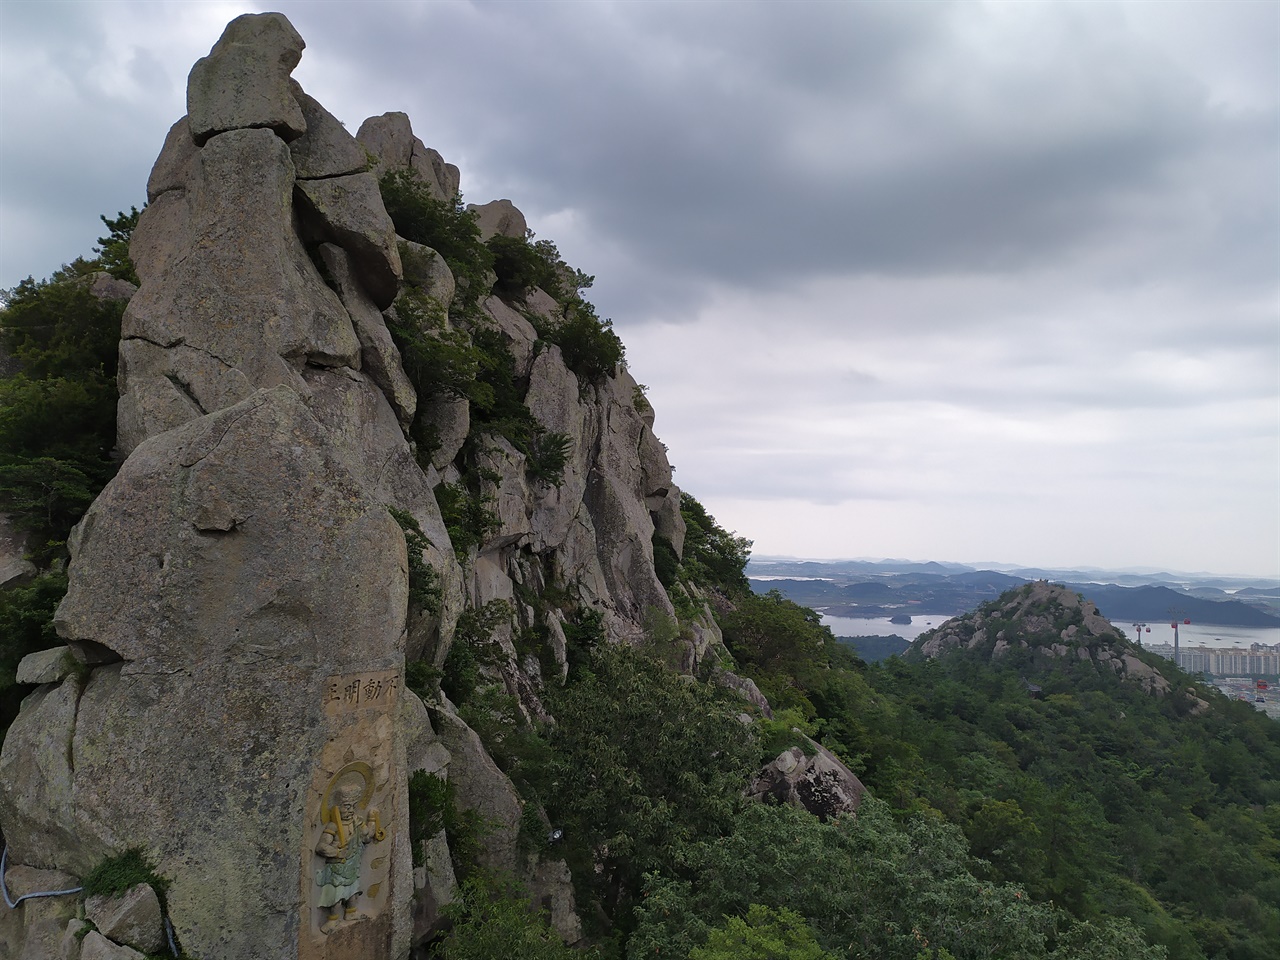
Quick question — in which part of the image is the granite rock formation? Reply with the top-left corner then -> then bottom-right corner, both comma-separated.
915,580 -> 1174,696
0,11 -> 708,960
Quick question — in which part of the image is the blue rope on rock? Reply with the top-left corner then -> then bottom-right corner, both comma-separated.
1,843 -> 84,908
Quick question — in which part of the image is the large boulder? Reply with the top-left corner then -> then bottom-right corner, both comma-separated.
84,883 -> 165,955
356,113 -> 459,200
187,13 -> 307,144
317,244 -> 416,429
119,127 -> 360,455
289,82 -> 368,180
295,172 -> 402,309
2,388 -> 413,959
748,741 -> 865,821
468,199 -> 527,241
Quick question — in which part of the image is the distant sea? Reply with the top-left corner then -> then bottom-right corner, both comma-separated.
821,613 -> 1280,650
821,613 -> 955,643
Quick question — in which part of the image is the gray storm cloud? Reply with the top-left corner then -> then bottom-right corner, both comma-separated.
1,0 -> 1275,576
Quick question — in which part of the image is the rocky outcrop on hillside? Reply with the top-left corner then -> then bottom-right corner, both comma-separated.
915,581 -> 1173,696
0,12 -> 702,960
748,740 -> 865,821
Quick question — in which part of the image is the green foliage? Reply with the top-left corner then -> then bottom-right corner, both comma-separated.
525,429 -> 573,486
82,847 -> 168,901
755,707 -> 817,763
0,217 -> 134,747
405,657 -> 442,701
1,267 -> 124,379
0,240 -> 129,566
651,533 -> 680,590
408,771 -> 455,867
442,600 -> 513,707
530,297 -> 624,387
386,285 -> 490,406
689,904 -> 837,960
432,873 -> 599,960
561,606 -> 606,678
378,169 -> 493,312
721,590 -> 832,674
487,232 -> 562,300
388,507 -> 441,615
464,327 -> 574,486
406,770 -> 487,880
95,207 -> 141,285
535,642 -> 757,924
679,494 -> 752,595
435,479 -> 501,561
631,800 -> 1164,960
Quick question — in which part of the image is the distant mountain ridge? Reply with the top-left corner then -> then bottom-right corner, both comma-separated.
749,558 -> 1280,627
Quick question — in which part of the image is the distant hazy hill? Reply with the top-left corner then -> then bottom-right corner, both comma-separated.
1067,583 -> 1280,627
751,560 -> 1280,627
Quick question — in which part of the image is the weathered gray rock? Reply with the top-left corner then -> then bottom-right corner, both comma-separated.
1121,653 -> 1172,696
1182,687 -> 1211,716
476,439 -> 533,553
431,707 -> 521,874
418,395 -> 470,471
480,296 -> 539,378
187,13 -> 306,144
522,286 -> 562,323
399,241 -> 455,309
0,387 -> 412,959
295,172 -> 402,309
355,112 -> 416,178
0,864 -> 81,960
59,387 -> 404,669
79,931 -> 145,960
124,189 -> 190,288
15,646 -> 75,685
120,127 -> 359,454
525,347 -> 589,550
298,365 -> 464,667
146,117 -> 198,201
85,882 -> 164,955
412,144 -> 460,202
748,742 -> 865,821
468,199 -> 527,241
356,114 -> 459,200
415,830 -> 456,935
0,677 -> 98,873
88,273 -> 136,303
527,857 -> 582,945
317,244 -> 416,428
715,669 -> 772,718
288,81 -> 368,179
61,918 -> 91,960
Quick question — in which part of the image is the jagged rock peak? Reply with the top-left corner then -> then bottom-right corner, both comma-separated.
914,581 -> 1173,696
187,13 -> 307,144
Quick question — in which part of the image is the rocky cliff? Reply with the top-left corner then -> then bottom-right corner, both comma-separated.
0,13 -> 712,960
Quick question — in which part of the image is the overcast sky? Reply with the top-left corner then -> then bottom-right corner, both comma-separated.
2,1 -> 1277,578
